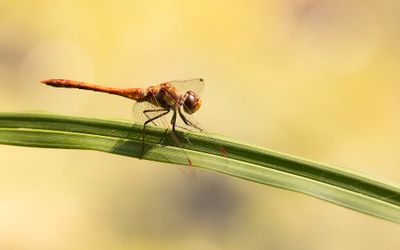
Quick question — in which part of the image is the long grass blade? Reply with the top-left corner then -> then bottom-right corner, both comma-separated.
0,112 -> 399,223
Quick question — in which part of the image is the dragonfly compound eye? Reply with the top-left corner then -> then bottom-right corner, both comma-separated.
183,91 -> 202,114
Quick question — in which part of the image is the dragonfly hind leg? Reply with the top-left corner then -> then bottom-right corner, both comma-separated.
143,108 -> 167,126
140,109 -> 170,158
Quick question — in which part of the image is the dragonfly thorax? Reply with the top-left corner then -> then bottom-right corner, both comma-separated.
144,83 -> 180,110
143,84 -> 202,114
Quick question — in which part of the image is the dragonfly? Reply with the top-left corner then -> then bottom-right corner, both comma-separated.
40,78 -> 226,166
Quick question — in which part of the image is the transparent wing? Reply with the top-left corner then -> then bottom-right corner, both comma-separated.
132,101 -> 189,129
166,78 -> 205,96
130,78 -> 223,169
132,101 -> 195,170
131,101 -> 169,128
166,78 -> 225,156
176,110 -> 227,157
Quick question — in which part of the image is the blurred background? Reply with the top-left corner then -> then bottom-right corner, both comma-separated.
1,0 -> 400,249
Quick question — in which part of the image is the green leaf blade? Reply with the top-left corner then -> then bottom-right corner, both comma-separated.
0,112 -> 399,223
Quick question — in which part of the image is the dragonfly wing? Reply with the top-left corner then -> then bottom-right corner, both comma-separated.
167,78 -> 205,96
132,101 -> 195,168
131,101 -> 171,128
176,110 -> 227,157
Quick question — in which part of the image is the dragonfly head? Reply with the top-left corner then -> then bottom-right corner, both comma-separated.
182,91 -> 202,114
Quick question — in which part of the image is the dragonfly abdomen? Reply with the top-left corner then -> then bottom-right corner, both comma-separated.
41,79 -> 146,101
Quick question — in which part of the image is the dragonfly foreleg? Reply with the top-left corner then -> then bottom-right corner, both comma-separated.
178,109 -> 203,132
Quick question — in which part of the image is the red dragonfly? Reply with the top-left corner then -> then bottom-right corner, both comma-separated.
40,78 -> 225,166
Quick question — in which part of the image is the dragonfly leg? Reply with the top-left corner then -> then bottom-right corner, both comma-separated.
170,110 -> 177,132
175,125 -> 191,131
143,108 -> 166,126
178,108 -> 203,132
141,109 -> 170,157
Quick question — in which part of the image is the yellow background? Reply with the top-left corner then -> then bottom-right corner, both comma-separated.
1,0 -> 400,249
